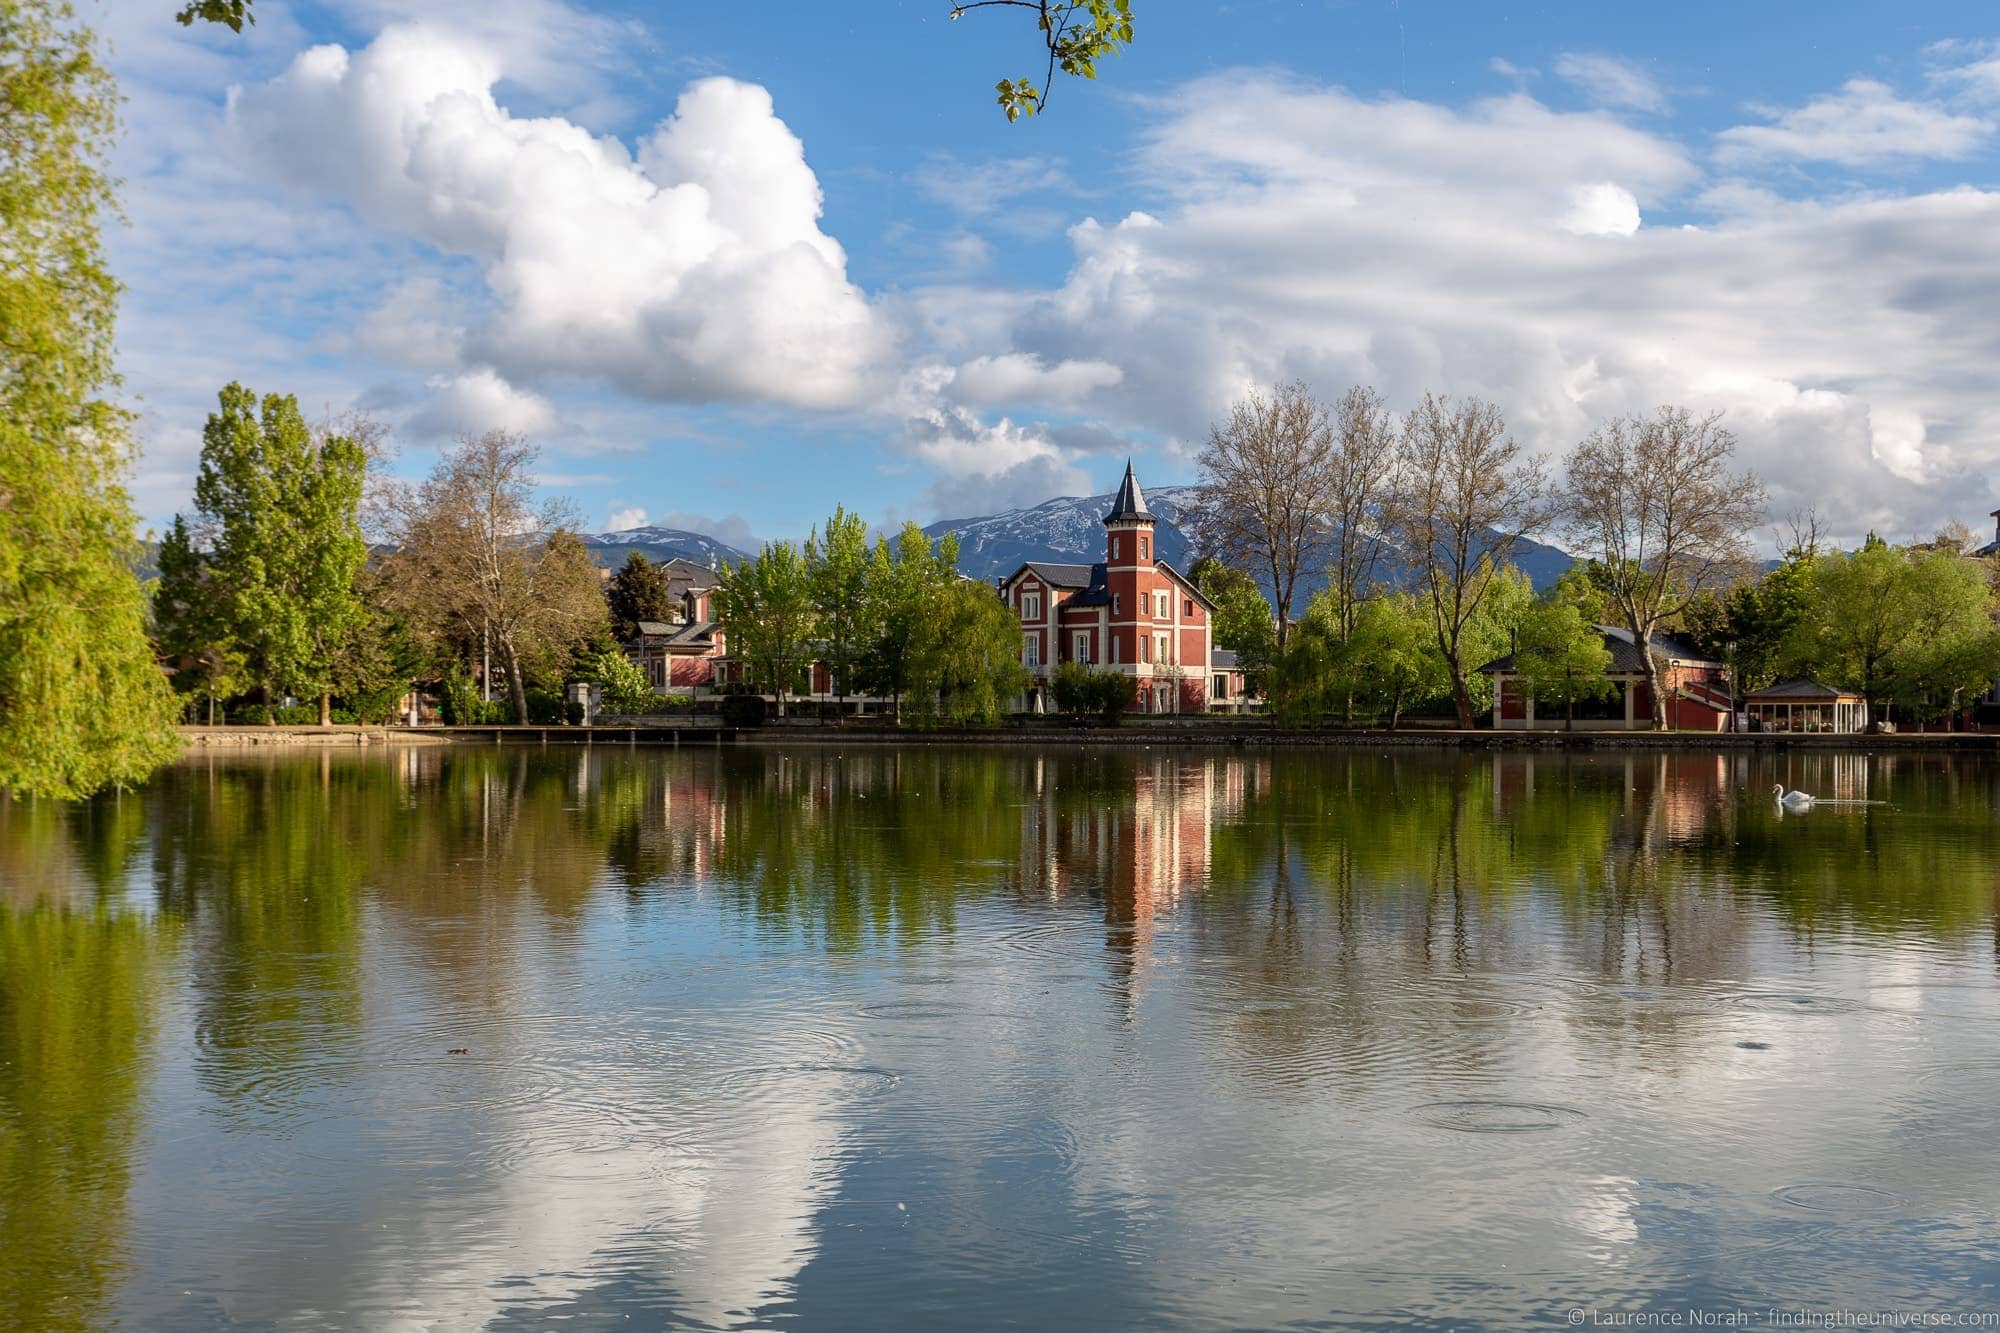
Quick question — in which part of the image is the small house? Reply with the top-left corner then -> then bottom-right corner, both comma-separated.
1480,626 -> 1731,731
1741,679 -> 1868,733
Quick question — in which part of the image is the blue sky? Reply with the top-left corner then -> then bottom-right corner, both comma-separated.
101,0 -> 2000,549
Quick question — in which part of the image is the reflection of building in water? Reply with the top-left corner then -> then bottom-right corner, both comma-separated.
1015,756 -> 1226,980
1490,752 -> 1731,846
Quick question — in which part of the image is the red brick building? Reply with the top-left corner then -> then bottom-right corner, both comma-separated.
998,463 -> 1221,714
625,557 -> 727,691
1481,626 -> 1731,730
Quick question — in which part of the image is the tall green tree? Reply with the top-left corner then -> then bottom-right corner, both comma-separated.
606,552 -> 675,641
0,2 -> 180,797
1189,556 -> 1276,679
1509,597 -> 1615,730
1785,541 -> 2000,731
806,506 -> 875,710
907,579 -> 1032,726
152,514 -> 246,724
186,384 -> 369,724
861,524 -> 963,720
1343,592 -> 1449,730
713,542 -> 817,717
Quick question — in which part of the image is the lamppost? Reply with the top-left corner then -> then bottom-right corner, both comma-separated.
1725,639 -> 1739,732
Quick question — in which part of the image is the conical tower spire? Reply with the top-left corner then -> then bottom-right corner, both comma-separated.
1102,459 -> 1152,525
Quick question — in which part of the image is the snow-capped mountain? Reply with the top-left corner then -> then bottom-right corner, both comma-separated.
926,484 -> 1577,592
925,484 -> 1202,581
577,525 -> 750,571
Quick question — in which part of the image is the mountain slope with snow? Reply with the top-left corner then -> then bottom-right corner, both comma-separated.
925,485 -> 1576,593
576,526 -> 751,572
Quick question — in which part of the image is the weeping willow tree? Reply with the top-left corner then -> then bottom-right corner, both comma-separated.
0,1 -> 179,798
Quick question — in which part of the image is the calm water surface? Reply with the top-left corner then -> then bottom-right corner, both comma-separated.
3,745 -> 1999,1329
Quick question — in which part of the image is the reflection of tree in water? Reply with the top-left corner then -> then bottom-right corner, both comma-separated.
0,802 -> 174,1333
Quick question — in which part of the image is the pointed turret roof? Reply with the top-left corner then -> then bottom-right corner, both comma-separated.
1102,460 -> 1153,525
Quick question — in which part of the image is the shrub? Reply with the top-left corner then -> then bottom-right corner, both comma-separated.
720,693 -> 768,728
524,688 -> 567,725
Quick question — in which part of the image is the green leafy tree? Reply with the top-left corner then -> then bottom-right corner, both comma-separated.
0,1 -> 180,797
186,384 -> 369,724
1190,556 -> 1276,679
581,644 -> 658,715
1683,553 -> 1816,693
861,524 -> 962,720
713,542 -> 817,717
1344,592 -> 1449,730
1785,542 -> 1998,731
152,514 -> 247,724
907,579 -> 1032,726
606,552 -> 676,642
806,505 -> 875,709
1509,597 -> 1615,729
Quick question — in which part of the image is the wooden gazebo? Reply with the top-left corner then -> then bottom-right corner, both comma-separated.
1742,679 -> 1867,733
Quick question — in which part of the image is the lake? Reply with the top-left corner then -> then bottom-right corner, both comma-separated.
3,744 -> 1999,1329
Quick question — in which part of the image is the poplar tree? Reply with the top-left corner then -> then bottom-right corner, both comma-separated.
805,506 -> 873,708
0,1 -> 179,797
187,384 -> 368,724
712,542 -> 817,717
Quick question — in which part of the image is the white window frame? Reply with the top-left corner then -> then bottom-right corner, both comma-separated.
1022,592 -> 1041,620
1023,635 -> 1039,668
1140,636 -> 1151,663
1073,632 -> 1090,663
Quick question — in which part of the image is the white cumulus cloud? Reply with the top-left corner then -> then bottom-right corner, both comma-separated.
229,25 -> 890,409
406,368 -> 557,439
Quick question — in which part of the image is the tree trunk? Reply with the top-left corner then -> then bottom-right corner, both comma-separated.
1447,662 -> 1475,729
319,692 -> 332,727
1635,627 -> 1670,730
500,640 -> 528,724
1389,688 -> 1403,732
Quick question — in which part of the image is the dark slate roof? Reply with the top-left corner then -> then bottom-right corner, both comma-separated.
1060,563 -> 1112,607
1478,624 -> 1719,675
1978,538 -> 2000,558
1210,649 -> 1240,670
629,619 -> 718,649
1008,561 -> 1097,589
1102,460 -> 1152,525
1743,678 -> 1862,701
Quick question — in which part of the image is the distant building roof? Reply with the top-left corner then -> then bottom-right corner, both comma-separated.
1014,561 -> 1097,588
1210,648 -> 1240,670
1478,624 -> 1719,675
1102,460 -> 1152,525
1743,678 -> 1863,701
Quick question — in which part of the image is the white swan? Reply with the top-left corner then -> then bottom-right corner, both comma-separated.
1772,784 -> 1815,811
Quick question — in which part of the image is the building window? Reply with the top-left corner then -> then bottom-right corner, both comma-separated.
1140,635 -> 1151,663
1111,537 -> 1119,559
1185,598 -> 1195,617
1140,536 -> 1149,560
1157,633 -> 1171,664
1023,635 -> 1039,668
1213,673 -> 1228,697
1074,632 -> 1090,663
1112,593 -> 1121,614
1022,592 -> 1040,619
1111,638 -> 1119,664
1155,592 -> 1169,619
